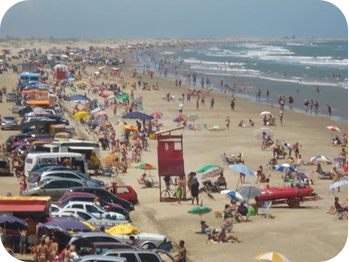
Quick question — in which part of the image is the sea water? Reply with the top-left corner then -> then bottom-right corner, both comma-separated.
134,40 -> 348,121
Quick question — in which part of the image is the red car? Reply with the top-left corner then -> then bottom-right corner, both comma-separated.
105,182 -> 138,204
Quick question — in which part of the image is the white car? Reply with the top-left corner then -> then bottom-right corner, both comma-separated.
52,208 -> 129,229
61,201 -> 126,220
110,232 -> 168,249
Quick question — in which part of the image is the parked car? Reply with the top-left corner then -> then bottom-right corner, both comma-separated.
109,231 -> 168,250
6,93 -> 20,102
69,187 -> 134,211
0,157 -> 12,176
1,116 -> 18,129
28,170 -> 105,188
54,102 -> 63,113
61,201 -> 126,220
21,178 -> 88,201
79,242 -> 132,256
57,192 -> 129,219
103,248 -> 173,262
105,182 -> 138,204
72,255 -> 127,262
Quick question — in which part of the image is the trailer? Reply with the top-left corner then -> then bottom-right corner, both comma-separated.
259,186 -> 323,208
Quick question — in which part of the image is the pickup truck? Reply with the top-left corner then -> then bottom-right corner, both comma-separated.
105,182 -> 138,204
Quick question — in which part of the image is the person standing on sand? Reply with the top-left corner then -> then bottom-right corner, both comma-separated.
225,116 -> 230,130
266,89 -> 270,101
210,98 -> 214,109
196,97 -> 199,110
190,177 -> 199,205
327,104 -> 332,116
230,98 -> 235,111
175,240 -> 187,262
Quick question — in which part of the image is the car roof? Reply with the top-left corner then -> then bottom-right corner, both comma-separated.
72,232 -> 115,237
104,248 -> 158,253
42,177 -> 86,183
64,192 -> 95,198
77,255 -> 126,262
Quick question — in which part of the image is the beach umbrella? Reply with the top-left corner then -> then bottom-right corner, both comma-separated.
135,163 -> 157,170
81,222 -> 96,231
106,95 -> 118,101
116,121 -> 126,126
197,165 -> 224,173
0,215 -> 26,231
229,164 -> 256,177
187,114 -> 200,123
90,107 -> 103,114
118,94 -> 129,100
74,111 -> 89,119
42,219 -> 92,232
276,164 -> 296,173
101,121 -> 111,128
150,111 -> 163,120
200,167 -> 223,180
173,115 -> 187,122
106,224 -> 140,235
147,70 -> 154,75
327,126 -> 341,132
105,154 -> 118,165
237,185 -> 261,200
253,128 -> 274,140
122,112 -> 153,120
100,93 -> 110,98
87,121 -> 98,126
329,180 -> 348,191
327,126 -> 341,145
95,111 -> 107,116
256,252 -> 290,262
129,134 -> 139,140
310,155 -> 332,165
188,206 -> 212,221
67,94 -> 91,102
221,190 -> 244,202
124,125 -> 138,131
260,111 -> 271,115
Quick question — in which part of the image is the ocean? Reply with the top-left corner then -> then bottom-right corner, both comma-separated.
133,40 -> 348,121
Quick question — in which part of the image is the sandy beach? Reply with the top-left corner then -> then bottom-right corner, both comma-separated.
0,40 -> 347,262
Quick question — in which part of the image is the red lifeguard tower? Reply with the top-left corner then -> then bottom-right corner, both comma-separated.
156,127 -> 186,202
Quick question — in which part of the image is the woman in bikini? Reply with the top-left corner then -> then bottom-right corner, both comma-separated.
36,239 -> 48,262
48,237 -> 58,262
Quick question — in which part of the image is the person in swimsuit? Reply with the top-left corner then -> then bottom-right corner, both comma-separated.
217,227 -> 242,243
36,239 -> 48,262
63,245 -> 71,262
48,237 -> 59,262
175,240 -> 187,262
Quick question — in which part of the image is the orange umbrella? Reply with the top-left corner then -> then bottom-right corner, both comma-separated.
100,93 -> 110,98
124,125 -> 138,132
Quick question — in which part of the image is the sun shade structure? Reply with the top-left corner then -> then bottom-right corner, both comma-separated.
255,252 -> 291,262
122,112 -> 153,120
67,94 -> 91,101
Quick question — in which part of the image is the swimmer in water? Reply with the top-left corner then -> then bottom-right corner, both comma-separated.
296,86 -> 299,93
316,85 -> 320,93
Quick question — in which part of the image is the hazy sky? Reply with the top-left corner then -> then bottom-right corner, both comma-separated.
0,0 -> 347,39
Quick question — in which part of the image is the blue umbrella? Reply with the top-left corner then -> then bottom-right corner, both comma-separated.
0,215 -> 26,230
276,164 -> 296,173
67,94 -> 91,102
329,180 -> 348,191
229,164 -> 256,177
42,219 -> 91,232
122,112 -> 153,120
221,190 -> 244,201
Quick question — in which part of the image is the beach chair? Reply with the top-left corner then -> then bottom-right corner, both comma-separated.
258,201 -> 272,216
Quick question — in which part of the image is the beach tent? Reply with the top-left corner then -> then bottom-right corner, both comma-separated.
67,94 -> 91,102
122,112 -> 153,120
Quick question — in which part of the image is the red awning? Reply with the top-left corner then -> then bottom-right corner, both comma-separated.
0,203 -> 46,212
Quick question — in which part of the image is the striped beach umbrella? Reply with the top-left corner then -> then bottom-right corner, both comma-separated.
237,185 -> 261,200
256,252 -> 290,262
276,164 -> 296,173
327,126 -> 341,132
173,115 -> 187,122
134,163 -> 157,170
200,167 -> 223,180
310,155 -> 332,165
197,165 -> 224,174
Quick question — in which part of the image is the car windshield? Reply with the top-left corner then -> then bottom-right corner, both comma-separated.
4,117 -> 15,121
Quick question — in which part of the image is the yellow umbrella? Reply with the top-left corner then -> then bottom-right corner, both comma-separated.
124,125 -> 138,132
106,224 -> 140,235
256,252 -> 290,262
105,154 -> 118,165
81,221 -> 96,231
74,111 -> 89,119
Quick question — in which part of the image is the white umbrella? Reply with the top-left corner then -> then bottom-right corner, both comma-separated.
256,252 -> 290,262
329,180 -> 348,191
106,95 -> 118,101
260,111 -> 271,115
327,126 -> 341,145
221,190 -> 244,202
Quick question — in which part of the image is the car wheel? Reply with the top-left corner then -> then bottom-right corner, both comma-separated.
142,243 -> 156,249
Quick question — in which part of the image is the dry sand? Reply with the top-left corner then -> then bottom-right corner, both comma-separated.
0,41 -> 347,262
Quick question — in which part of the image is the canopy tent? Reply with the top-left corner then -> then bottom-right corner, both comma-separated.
122,112 -> 153,120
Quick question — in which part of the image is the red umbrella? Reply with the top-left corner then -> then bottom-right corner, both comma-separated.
147,70 -> 154,75
327,126 -> 341,132
100,93 -> 110,98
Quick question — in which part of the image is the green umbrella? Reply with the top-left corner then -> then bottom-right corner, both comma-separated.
188,206 -> 212,215
197,165 -> 224,174
118,94 -> 129,100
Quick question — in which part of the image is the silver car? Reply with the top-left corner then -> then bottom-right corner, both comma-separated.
1,116 -> 18,129
21,177 -> 87,201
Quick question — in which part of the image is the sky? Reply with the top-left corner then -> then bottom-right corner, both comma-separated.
0,0 -> 347,40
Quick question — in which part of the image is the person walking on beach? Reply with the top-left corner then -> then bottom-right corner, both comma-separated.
314,101 -> 319,115
210,98 -> 214,109
201,95 -> 205,107
257,89 -> 261,101
230,98 -> 235,111
179,79 -> 182,87
266,89 -> 270,101
225,116 -> 230,130
201,78 -> 204,88
190,177 -> 199,205
327,104 -> 332,116
206,77 -> 210,87
289,96 -> 294,109
175,240 -> 187,262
